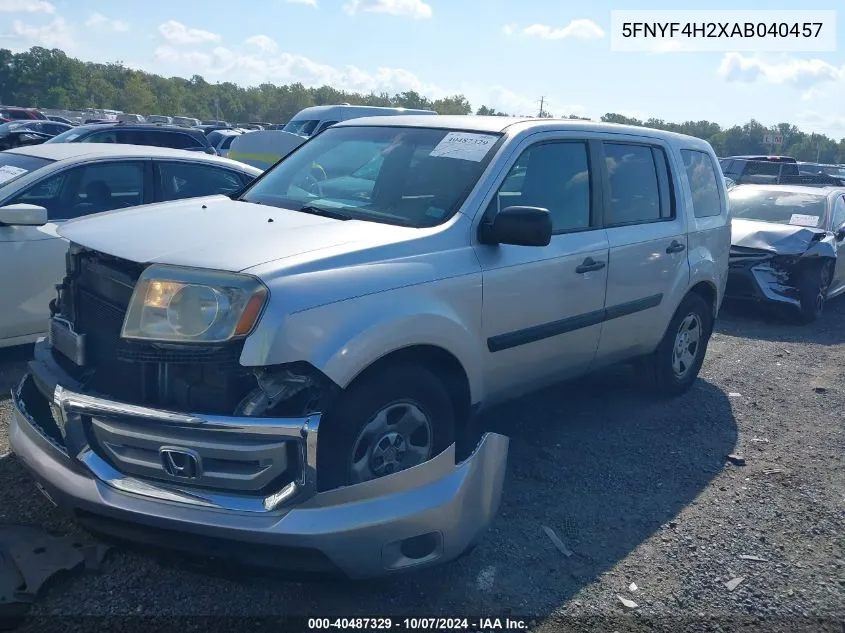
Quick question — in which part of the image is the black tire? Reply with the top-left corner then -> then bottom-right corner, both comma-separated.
642,293 -> 713,397
796,262 -> 832,324
317,363 -> 455,492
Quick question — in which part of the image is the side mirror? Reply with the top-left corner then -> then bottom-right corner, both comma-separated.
0,203 -> 48,227
836,221 -> 845,241
480,206 -> 552,247
205,146 -> 218,155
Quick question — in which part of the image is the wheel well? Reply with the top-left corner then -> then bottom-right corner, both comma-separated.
689,281 -> 717,318
346,345 -> 473,433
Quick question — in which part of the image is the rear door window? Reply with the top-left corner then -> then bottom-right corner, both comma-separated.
134,130 -> 203,150
603,142 -> 671,225
157,161 -> 244,201
682,150 -> 722,218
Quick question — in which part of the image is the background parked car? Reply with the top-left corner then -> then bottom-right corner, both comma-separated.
726,184 -> 845,323
46,115 -> 77,126
172,116 -> 201,127
0,106 -> 47,121
797,162 -> 845,185
146,115 -> 173,124
206,129 -> 243,157
0,143 -> 262,349
0,121 -> 70,150
44,122 -> 217,154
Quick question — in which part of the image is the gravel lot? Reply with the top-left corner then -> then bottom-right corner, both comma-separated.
1,299 -> 843,632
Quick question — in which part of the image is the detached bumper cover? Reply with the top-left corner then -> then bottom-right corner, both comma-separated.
727,250 -> 800,308
9,341 -> 509,579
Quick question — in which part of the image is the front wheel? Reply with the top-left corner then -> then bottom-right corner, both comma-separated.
796,262 -> 832,324
641,293 -> 713,397
317,363 -> 455,492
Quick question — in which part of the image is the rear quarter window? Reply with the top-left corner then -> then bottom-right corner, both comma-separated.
681,150 -> 722,218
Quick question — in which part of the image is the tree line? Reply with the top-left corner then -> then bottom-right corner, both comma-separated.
2,46 -> 844,163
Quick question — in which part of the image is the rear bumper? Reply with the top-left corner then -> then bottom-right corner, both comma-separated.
9,340 -> 509,579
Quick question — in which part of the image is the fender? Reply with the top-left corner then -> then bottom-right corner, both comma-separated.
688,225 -> 730,316
240,275 -> 485,404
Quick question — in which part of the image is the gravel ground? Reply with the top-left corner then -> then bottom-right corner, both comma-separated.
0,299 -> 843,632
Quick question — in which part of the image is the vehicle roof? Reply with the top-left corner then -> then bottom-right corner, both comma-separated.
729,183 -> 844,197
292,105 -> 437,117
334,115 -> 713,146
5,143 -> 262,173
78,121 -> 204,131
725,155 -> 797,160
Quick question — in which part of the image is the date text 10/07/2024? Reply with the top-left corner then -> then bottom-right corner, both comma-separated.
307,618 -> 529,630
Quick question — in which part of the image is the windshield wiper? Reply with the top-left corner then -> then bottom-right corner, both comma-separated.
298,204 -> 353,221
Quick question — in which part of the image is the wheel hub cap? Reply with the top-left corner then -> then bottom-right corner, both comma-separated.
348,401 -> 433,484
671,312 -> 702,378
371,432 -> 407,474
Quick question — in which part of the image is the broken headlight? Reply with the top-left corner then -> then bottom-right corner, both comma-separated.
121,265 -> 268,343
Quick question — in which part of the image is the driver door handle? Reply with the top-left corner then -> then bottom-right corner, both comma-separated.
666,240 -> 686,254
575,257 -> 606,274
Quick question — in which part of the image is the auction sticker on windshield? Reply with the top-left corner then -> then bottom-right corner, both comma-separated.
789,213 -> 820,227
429,132 -> 497,162
0,165 -> 28,184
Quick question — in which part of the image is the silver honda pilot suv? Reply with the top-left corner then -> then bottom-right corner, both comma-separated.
9,116 -> 730,578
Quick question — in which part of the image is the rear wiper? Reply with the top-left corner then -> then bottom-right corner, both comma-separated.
298,204 -> 352,221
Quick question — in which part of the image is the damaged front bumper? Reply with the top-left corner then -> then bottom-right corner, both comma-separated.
9,340 -> 509,579
726,250 -> 801,308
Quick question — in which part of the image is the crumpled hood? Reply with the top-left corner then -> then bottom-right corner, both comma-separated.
730,218 -> 828,256
58,195 -> 417,272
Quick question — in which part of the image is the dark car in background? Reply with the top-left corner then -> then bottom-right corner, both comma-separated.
196,123 -> 233,136
720,156 -> 800,184
44,122 -> 216,154
0,121 -> 73,150
726,184 -> 845,323
797,162 -> 845,185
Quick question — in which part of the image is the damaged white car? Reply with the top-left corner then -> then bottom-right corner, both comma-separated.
727,184 -> 845,322
10,116 -> 729,578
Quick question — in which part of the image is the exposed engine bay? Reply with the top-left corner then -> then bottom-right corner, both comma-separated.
50,245 -> 340,418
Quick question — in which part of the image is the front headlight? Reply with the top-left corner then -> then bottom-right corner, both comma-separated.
121,265 -> 268,343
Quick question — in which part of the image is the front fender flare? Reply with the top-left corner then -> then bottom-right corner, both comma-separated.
241,293 -> 484,404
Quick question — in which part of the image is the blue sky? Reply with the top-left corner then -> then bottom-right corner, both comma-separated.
1,0 -> 843,137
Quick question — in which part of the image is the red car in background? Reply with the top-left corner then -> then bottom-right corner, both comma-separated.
0,107 -> 47,121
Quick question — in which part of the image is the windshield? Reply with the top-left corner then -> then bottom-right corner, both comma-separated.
0,153 -> 53,189
729,188 -> 827,228
242,125 -> 501,227
820,165 -> 845,178
44,127 -> 85,143
0,121 -> 34,134
282,119 -> 320,136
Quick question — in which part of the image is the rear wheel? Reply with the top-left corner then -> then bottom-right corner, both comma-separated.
796,262 -> 832,324
317,363 -> 455,492
641,293 -> 713,397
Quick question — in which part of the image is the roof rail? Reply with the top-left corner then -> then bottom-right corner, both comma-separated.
734,173 -> 844,187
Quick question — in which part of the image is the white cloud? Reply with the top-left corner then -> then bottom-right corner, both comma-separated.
0,16 -> 74,50
85,12 -> 129,32
521,20 -> 605,40
154,45 -> 212,68
718,53 -> 844,96
285,0 -> 317,6
244,34 -> 278,54
158,20 -> 220,45
0,0 -> 54,13
501,23 -> 517,36
149,43 -> 446,98
344,0 -> 432,19
795,110 -> 845,135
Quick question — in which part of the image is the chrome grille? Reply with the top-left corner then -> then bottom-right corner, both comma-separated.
88,414 -> 297,493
